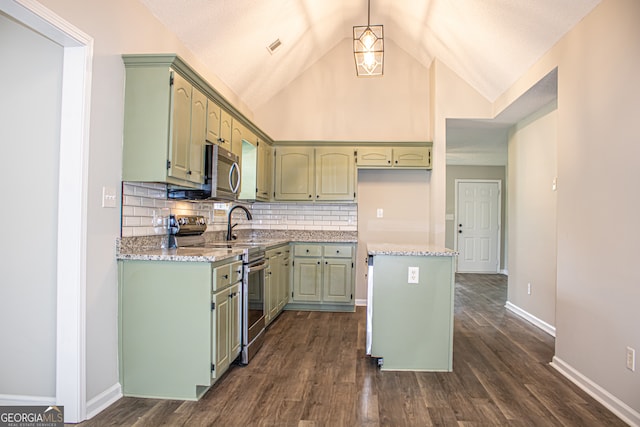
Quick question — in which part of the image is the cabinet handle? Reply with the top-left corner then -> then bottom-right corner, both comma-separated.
308,194 -> 312,198
395,160 -> 398,164
325,261 -> 328,265
306,249 -> 309,253
336,250 -> 340,253
223,274 -> 229,279
316,195 -> 319,198
317,261 -> 320,265
388,160 -> 391,164
187,170 -> 192,175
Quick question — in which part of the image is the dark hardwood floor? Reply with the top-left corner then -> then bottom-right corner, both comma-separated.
78,274 -> 625,426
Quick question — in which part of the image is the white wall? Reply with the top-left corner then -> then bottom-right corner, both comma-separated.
254,38 -> 430,142
506,102 -> 557,327
496,0 -> 640,420
0,11 -> 63,398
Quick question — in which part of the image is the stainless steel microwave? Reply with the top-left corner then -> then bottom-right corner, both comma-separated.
168,144 -> 240,201
210,144 -> 240,201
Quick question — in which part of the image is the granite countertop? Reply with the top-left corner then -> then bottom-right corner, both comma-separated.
116,230 -> 358,262
116,247 -> 244,262
367,243 -> 458,257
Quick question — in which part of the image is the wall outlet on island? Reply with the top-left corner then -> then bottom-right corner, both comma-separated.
408,267 -> 419,284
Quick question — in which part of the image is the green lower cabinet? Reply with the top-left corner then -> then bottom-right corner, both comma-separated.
292,257 -> 322,302
323,258 -> 352,303
213,282 -> 240,380
118,257 -> 241,400
289,243 -> 355,311
265,244 -> 291,325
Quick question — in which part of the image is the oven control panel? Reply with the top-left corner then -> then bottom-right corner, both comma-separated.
175,215 -> 207,235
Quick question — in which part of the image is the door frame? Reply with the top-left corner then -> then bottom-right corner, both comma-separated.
1,0 -> 93,422
454,179 -> 502,273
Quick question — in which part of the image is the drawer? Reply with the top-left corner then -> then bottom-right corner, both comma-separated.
294,244 -> 322,257
231,260 -> 243,284
323,245 -> 352,258
212,264 -> 231,292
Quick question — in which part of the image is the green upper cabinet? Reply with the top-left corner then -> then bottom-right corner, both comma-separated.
122,61 -> 205,187
123,54 -> 273,188
188,87 -> 207,184
218,109 -> 233,151
274,146 -> 355,202
315,147 -> 355,201
356,147 -> 393,167
274,147 -> 315,200
256,140 -> 273,202
356,145 -> 432,169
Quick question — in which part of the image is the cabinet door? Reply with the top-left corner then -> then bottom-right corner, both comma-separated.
393,147 -> 431,168
231,120 -> 244,159
292,257 -> 322,301
264,262 -> 272,324
279,250 -> 290,310
168,72 -> 191,182
206,98 -> 221,144
256,140 -> 272,201
218,109 -> 233,151
269,253 -> 281,320
229,283 -> 241,359
315,147 -> 355,201
357,147 -> 392,167
323,258 -> 353,303
213,288 -> 230,379
189,87 -> 207,184
275,147 -> 314,200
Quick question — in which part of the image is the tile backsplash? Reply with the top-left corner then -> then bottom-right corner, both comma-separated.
121,182 -> 357,237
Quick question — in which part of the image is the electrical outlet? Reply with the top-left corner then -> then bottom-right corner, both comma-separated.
627,347 -> 636,371
527,283 -> 531,295
408,267 -> 419,284
376,208 -> 384,218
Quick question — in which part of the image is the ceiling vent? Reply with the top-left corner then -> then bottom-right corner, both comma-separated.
267,38 -> 282,55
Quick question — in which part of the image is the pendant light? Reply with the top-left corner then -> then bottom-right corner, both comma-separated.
353,0 -> 384,76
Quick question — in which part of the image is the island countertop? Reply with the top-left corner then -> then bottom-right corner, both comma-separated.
367,243 -> 458,257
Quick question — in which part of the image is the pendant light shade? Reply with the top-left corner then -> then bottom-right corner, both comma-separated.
353,0 -> 384,76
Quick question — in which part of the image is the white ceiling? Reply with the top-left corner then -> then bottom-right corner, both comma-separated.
139,0 -> 600,111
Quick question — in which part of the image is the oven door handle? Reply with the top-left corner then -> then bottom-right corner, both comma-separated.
247,262 -> 267,273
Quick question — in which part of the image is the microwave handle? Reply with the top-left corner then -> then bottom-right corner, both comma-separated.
229,162 -> 240,194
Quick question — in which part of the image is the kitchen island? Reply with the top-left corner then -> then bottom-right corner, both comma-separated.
366,243 -> 457,371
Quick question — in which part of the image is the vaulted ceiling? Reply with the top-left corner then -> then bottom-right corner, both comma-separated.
139,0 -> 600,111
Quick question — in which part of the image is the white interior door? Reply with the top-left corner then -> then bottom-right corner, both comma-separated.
456,180 -> 501,273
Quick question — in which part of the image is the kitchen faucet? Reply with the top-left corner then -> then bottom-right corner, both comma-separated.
226,204 -> 253,240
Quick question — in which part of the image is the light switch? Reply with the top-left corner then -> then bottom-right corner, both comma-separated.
102,186 -> 117,208
376,208 -> 383,218
408,267 -> 419,284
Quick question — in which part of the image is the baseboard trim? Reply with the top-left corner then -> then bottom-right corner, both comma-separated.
86,383 -> 122,420
551,357 -> 640,427
355,298 -> 367,307
504,301 -> 556,337
0,394 -> 55,405
500,269 -> 508,275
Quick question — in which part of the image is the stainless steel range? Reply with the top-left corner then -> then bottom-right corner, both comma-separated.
174,215 -> 267,365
